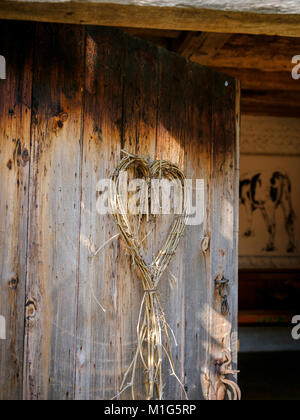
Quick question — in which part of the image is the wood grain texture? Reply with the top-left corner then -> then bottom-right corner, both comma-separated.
1,2 -> 300,37
3,0 -> 300,14
121,34 -> 160,400
74,28 -> 238,400
75,27 -> 125,400
0,21 -> 33,401
176,32 -> 232,61
184,34 -> 300,72
181,62 -> 212,400
0,22 -> 239,400
155,47 -> 187,399
23,23 -> 85,400
175,32 -> 300,95
209,74 -> 239,399
122,27 -> 181,49
232,79 -> 240,390
241,90 -> 300,117
212,68 -> 300,92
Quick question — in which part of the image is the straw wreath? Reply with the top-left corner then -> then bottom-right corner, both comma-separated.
110,151 -> 187,400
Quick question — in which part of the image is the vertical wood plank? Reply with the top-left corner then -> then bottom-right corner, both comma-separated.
0,21 -> 34,401
183,64 -> 213,400
155,49 -> 187,399
24,23 -> 85,400
75,27 -> 125,400
120,35 -> 160,400
209,73 -> 239,399
232,80 -> 240,375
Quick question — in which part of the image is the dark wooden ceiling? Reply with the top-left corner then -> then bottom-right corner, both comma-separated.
122,28 -> 300,117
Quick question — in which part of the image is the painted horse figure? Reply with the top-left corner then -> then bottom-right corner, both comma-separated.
240,171 -> 296,253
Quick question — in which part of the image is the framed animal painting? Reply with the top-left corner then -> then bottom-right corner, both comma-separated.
239,155 -> 300,269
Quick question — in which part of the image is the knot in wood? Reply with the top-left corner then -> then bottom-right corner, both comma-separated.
8,277 -> 19,290
26,298 -> 38,324
201,236 -> 210,253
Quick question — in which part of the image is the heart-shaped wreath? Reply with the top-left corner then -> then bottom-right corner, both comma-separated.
110,151 -> 187,400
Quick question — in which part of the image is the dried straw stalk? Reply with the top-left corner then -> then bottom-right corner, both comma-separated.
110,151 -> 187,400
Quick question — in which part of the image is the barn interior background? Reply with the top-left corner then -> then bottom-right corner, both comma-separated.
238,116 -> 300,400
239,116 -> 300,268
1,0 -> 300,401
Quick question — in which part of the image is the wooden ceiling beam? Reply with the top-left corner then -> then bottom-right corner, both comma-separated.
175,32 -> 232,61
176,33 -> 300,72
241,90 -> 300,117
175,32 -> 300,98
122,28 -> 182,39
175,34 -> 300,115
1,1 -> 300,38
122,28 -> 182,49
212,68 -> 300,91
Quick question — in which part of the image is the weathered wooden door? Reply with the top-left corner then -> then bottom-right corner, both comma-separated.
0,21 -> 239,400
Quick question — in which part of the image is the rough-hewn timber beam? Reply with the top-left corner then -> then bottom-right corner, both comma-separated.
175,32 -> 300,93
215,68 -> 300,92
241,90 -> 300,117
176,32 -> 232,61
1,1 -> 300,37
180,34 -> 300,72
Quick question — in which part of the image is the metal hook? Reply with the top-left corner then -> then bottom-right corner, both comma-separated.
215,276 -> 230,316
216,349 -> 241,400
